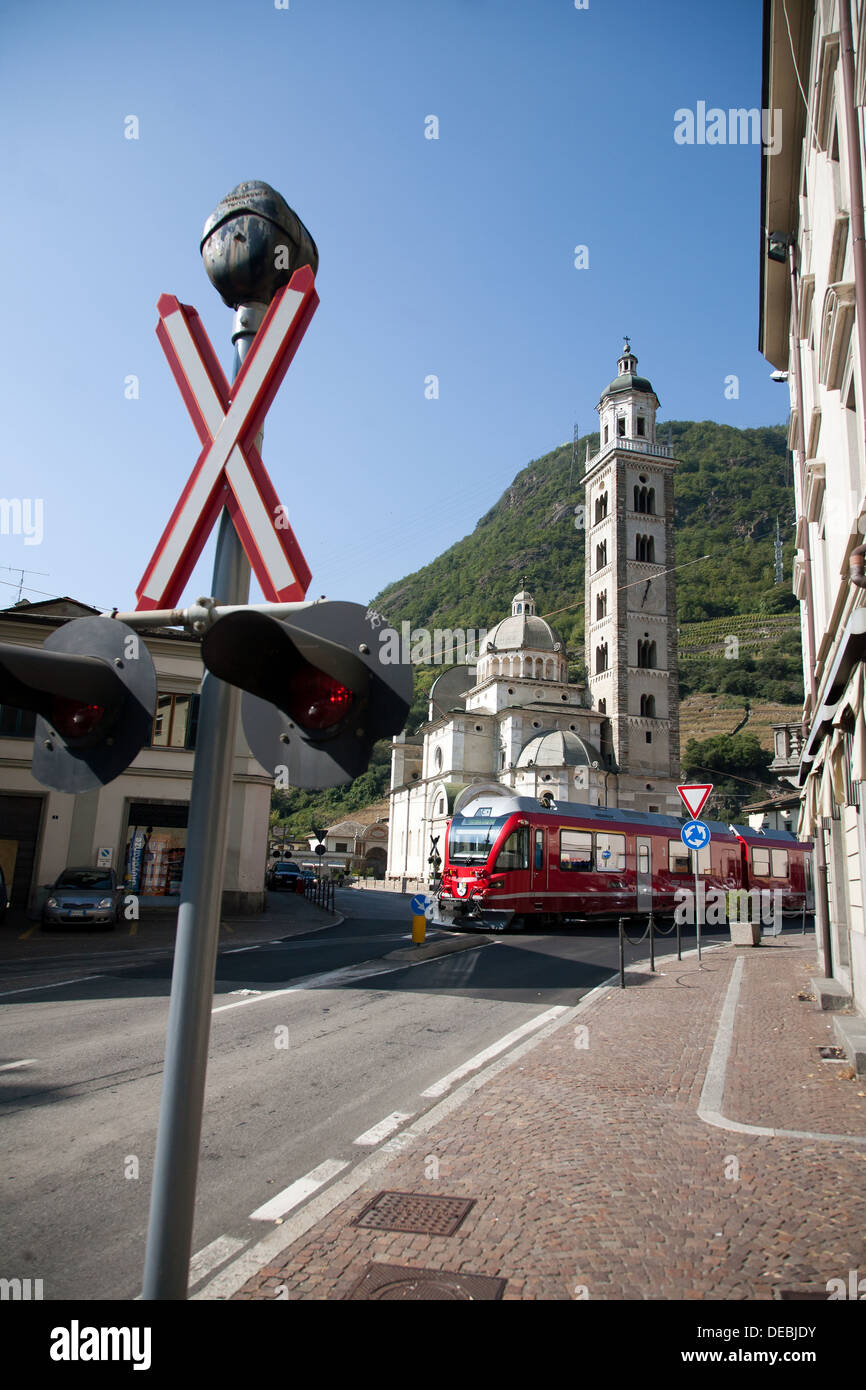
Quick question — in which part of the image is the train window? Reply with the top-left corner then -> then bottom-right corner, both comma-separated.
561,829 -> 593,871
752,847 -> 770,876
637,845 -> 650,874
495,827 -> 529,872
697,844 -> 711,873
668,841 -> 691,874
449,814 -> 508,864
595,832 -> 626,871
535,830 -> 544,870
771,850 -> 788,878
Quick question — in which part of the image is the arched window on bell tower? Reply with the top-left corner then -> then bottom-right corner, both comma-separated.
594,491 -> 608,524
640,694 -> 656,717
596,590 -> 607,621
595,642 -> 608,674
596,540 -> 607,571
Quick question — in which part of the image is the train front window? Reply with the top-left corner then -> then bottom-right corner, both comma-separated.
449,815 -> 508,865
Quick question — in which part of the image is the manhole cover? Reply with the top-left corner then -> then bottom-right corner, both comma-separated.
818,1046 -> 846,1062
346,1262 -> 506,1300
352,1191 -> 475,1236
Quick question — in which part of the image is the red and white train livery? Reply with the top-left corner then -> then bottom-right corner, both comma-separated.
431,785 -> 813,932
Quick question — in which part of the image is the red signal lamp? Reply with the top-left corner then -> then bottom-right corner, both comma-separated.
51,698 -> 106,741
286,669 -> 354,732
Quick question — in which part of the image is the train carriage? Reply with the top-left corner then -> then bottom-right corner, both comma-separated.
431,785 -> 813,932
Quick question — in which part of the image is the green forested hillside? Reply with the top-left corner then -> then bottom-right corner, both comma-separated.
274,420 -> 800,836
375,421 -> 795,647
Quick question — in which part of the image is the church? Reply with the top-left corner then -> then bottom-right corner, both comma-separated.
385,342 -> 683,884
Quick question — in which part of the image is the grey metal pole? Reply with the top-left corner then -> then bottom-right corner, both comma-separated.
694,851 -> 701,963
141,308 -> 263,1301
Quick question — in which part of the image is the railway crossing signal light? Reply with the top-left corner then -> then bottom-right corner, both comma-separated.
200,601 -> 412,790
0,617 -> 157,794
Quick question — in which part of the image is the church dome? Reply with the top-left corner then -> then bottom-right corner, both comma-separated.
517,729 -> 600,770
604,372 -> 656,396
480,589 -> 563,656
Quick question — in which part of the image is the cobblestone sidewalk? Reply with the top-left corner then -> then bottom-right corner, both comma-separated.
230,937 -> 866,1301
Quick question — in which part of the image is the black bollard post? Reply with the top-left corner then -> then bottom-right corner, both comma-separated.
619,917 -> 625,989
649,910 -> 655,973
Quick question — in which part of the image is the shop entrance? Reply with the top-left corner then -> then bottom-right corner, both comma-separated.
124,801 -> 190,902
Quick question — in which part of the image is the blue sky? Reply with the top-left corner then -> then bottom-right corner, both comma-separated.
1,0 -> 783,616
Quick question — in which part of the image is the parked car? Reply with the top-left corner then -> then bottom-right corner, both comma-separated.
267,861 -> 301,891
41,867 -> 124,930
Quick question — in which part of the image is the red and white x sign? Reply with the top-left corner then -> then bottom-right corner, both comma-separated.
135,265 -> 317,612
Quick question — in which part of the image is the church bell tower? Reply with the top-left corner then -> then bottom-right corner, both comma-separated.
582,341 -> 681,812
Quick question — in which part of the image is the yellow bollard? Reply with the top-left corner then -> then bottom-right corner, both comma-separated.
411,913 -> 426,944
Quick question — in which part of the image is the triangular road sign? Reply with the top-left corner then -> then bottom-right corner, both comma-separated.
677,783 -> 713,819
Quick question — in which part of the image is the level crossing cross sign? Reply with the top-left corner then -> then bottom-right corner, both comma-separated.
135,267 -> 318,612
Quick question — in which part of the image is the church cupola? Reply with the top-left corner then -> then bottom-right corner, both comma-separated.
618,337 -> 638,377
512,589 -> 536,616
597,338 -> 660,450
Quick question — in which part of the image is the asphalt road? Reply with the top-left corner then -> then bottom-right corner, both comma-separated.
0,888 -> 747,1301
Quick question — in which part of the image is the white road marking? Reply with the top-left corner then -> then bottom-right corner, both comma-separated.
249,1158 -> 349,1222
194,986 -> 609,1301
211,958 -> 407,1015
0,1059 -> 38,1071
420,1006 -> 569,1098
353,1111 -> 414,1147
188,1234 -> 246,1286
0,975 -> 105,1000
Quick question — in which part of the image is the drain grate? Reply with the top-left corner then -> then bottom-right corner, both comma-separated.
774,1288 -> 827,1300
817,1045 -> 846,1062
346,1262 -> 506,1300
352,1190 -> 475,1236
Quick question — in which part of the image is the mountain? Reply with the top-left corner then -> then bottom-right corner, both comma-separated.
375,421 -> 795,646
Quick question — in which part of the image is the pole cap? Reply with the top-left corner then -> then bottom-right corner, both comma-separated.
201,180 -> 319,308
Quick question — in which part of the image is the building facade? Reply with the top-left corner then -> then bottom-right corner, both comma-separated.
760,0 -> 866,1011
386,347 -> 683,886
0,599 -> 272,916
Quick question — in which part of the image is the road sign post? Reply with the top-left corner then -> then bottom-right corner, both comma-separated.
678,785 -> 713,966
142,183 -> 319,1301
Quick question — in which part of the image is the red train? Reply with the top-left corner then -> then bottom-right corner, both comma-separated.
431,786 -> 813,932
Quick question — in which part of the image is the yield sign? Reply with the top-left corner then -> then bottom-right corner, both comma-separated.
677,783 -> 713,819
136,266 -> 317,612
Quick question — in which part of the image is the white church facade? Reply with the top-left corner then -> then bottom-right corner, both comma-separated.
386,344 -> 683,885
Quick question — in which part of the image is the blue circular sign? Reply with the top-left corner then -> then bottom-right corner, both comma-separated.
681,819 -> 711,850
410,893 -> 429,915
